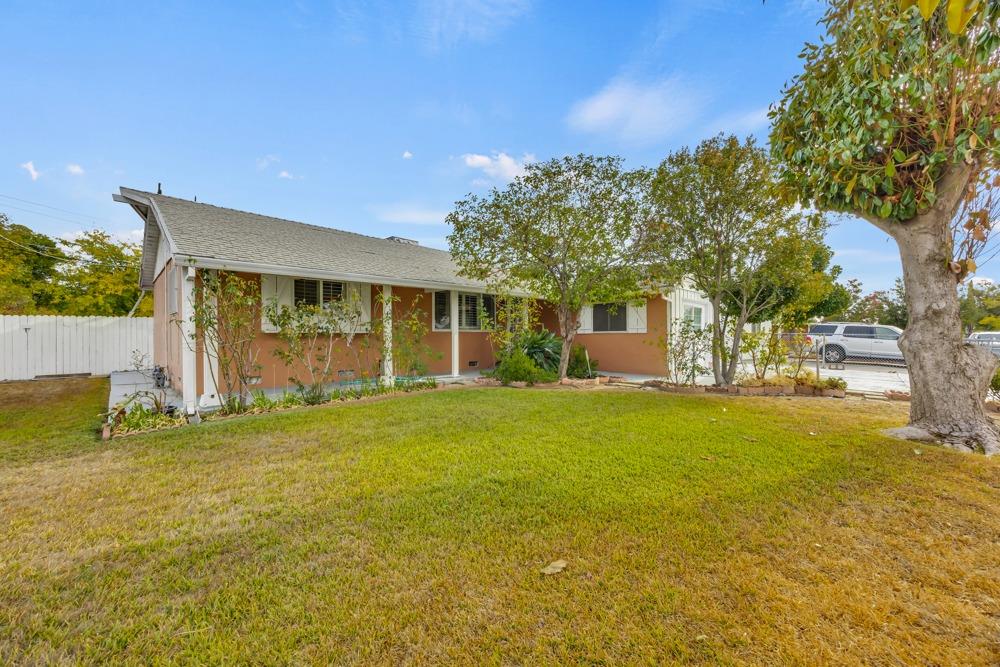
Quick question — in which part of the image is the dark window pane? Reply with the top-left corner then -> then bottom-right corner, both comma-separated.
808,324 -> 837,335
294,279 -> 318,306
843,325 -> 874,338
482,294 -> 496,326
434,291 -> 450,329
322,281 -> 344,304
593,303 -> 626,332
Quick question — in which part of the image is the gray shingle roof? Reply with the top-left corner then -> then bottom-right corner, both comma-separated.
120,188 -> 486,290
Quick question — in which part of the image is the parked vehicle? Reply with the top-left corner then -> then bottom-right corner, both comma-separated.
966,331 -> 1000,357
806,322 -> 904,364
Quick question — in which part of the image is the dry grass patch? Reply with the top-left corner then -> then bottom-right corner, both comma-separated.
1,384 -> 998,664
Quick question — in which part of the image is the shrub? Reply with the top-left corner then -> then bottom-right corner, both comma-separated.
989,369 -> 1000,403
517,330 -> 562,372
566,344 -> 598,378
823,377 -> 847,390
115,403 -> 183,435
494,348 -> 553,385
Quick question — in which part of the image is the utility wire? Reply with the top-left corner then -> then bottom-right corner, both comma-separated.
0,231 -> 135,270
0,192 -> 116,225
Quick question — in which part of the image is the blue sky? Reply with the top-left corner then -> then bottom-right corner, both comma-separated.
0,0 -> 919,290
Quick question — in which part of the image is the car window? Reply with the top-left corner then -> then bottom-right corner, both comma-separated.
875,327 -> 899,340
843,325 -> 875,338
808,324 -> 838,335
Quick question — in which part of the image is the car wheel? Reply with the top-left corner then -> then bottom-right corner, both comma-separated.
823,345 -> 846,363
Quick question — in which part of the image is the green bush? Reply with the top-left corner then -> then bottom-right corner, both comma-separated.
566,344 -> 598,378
823,376 -> 847,390
116,403 -> 183,435
517,330 -> 562,372
494,348 -> 553,385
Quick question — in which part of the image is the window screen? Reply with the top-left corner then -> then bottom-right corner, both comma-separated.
843,325 -> 875,337
294,279 -> 319,306
322,281 -> 344,304
593,303 -> 627,332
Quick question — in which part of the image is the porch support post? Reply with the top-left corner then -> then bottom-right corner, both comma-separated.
180,265 -> 198,416
450,289 -> 460,377
199,269 -> 220,409
381,284 -> 394,386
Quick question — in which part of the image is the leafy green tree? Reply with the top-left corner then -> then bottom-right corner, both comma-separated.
0,213 -> 66,313
54,230 -> 151,317
771,0 -> 1000,453
650,135 -> 828,385
447,154 -> 661,378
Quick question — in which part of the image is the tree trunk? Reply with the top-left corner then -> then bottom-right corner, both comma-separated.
711,295 -> 724,385
722,314 -> 746,385
886,209 -> 1000,455
557,308 -> 577,379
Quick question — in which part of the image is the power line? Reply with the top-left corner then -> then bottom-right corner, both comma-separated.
0,231 -> 135,271
0,192 -> 116,225
0,202 -> 97,229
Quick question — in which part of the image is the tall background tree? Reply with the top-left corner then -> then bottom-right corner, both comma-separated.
650,134 -> 840,385
0,215 -> 150,317
447,154 -> 660,378
771,0 -> 1000,453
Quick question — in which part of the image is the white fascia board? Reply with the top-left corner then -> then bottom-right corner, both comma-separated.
175,254 -> 533,296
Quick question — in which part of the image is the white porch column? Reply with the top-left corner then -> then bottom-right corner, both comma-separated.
180,265 -> 198,415
450,289 -> 460,377
381,284 -> 394,385
199,269 -> 221,409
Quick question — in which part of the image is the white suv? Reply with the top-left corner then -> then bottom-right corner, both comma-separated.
807,322 -> 904,363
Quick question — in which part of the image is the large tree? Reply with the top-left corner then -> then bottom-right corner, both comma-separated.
54,230 -> 151,317
771,0 -> 1000,453
0,213 -> 66,313
447,154 -> 660,378
650,134 -> 829,385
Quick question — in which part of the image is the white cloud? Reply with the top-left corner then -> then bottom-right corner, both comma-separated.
60,228 -> 144,243
20,161 -> 40,181
371,203 -> 449,225
402,150 -> 414,159
66,163 -> 85,176
461,151 -> 534,183
256,154 -> 280,170
415,0 -> 531,50
277,170 -> 301,180
567,76 -> 707,144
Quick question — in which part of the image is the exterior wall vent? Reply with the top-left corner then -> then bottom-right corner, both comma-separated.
386,236 -> 419,245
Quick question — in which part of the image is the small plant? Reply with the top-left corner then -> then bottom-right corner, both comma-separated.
566,344 -> 598,379
517,330 -> 562,372
660,318 -> 712,386
740,329 -> 788,381
114,402 -> 183,435
494,348 -> 552,385
823,377 -> 847,391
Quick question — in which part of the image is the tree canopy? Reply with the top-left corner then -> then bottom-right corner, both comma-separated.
0,213 -> 150,317
447,154 -> 661,377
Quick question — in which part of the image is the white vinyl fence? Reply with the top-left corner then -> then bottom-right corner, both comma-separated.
0,315 -> 153,381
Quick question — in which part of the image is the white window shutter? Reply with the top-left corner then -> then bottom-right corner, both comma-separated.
261,274 -> 293,333
628,301 -> 647,333
578,306 -> 593,334
348,282 -> 372,330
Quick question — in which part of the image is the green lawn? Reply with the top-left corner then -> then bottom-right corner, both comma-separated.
1,378 -> 999,664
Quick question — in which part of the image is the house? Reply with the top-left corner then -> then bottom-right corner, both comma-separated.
115,188 -> 714,414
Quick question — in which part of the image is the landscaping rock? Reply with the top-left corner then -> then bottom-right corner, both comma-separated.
821,388 -> 846,398
794,385 -> 815,396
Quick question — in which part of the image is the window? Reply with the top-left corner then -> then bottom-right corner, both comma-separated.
593,303 -> 627,332
433,291 -> 496,331
294,279 -> 344,308
808,324 -> 838,335
433,291 -> 450,330
843,325 -> 875,338
682,305 -> 703,330
875,326 -> 900,340
167,265 -> 179,315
